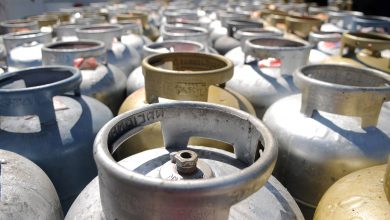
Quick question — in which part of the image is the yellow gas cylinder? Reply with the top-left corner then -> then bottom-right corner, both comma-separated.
324,32 -> 390,72
315,157 -> 390,219
285,15 -> 323,39
116,52 -> 256,159
27,15 -> 59,32
116,11 -> 159,41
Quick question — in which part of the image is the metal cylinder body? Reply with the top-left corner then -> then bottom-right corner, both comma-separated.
0,66 -> 113,212
263,64 -> 390,216
0,150 -> 63,220
42,40 -> 127,114
66,102 -> 303,220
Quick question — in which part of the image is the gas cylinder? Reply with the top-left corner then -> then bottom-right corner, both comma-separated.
214,19 -> 263,55
0,150 -> 63,219
0,66 -> 113,212
76,24 -> 141,76
327,10 -> 364,31
225,28 -> 284,66
351,15 -> 390,33
341,32 -> 390,73
315,156 -> 390,219
126,40 -> 205,95
118,52 -> 256,158
41,40 -> 127,114
75,16 -> 106,25
53,23 -> 80,42
160,24 -> 215,52
226,37 -> 312,117
45,11 -> 71,23
307,31 -> 342,64
263,64 -> 390,218
65,102 -> 304,220
285,15 -> 323,39
27,15 -> 59,33
118,20 -> 152,57
0,19 -> 39,33
2,31 -> 52,72
116,12 -> 160,41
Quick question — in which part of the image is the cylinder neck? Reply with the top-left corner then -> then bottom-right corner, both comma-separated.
235,28 -> 283,46
308,31 -> 342,44
0,19 -> 39,33
143,40 -> 204,58
76,24 -> 123,49
142,52 -> 233,103
2,31 -> 52,53
161,25 -> 208,46
28,15 -> 59,28
243,37 -> 312,75
340,32 -> 390,55
294,64 -> 390,128
117,12 -> 148,27
117,21 -> 143,35
54,23 -> 80,40
45,11 -> 70,22
226,19 -> 263,38
0,66 -> 81,123
42,40 -> 107,67
285,16 -> 323,39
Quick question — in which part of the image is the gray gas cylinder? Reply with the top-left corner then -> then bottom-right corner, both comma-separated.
119,20 -> 151,57
2,31 -> 52,72
0,66 -> 113,212
225,28 -> 283,66
226,37 -> 312,117
214,19 -> 263,55
66,102 -> 304,220
42,40 -> 127,114
76,24 -> 141,76
0,149 -> 63,220
263,64 -> 390,218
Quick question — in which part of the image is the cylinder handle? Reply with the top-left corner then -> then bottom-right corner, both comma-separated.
294,64 -> 390,128
142,52 -> 233,103
0,66 -> 81,123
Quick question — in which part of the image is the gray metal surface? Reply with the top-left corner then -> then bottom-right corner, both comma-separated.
263,64 -> 390,210
0,150 -> 63,220
66,102 -> 303,220
76,24 -> 141,76
42,40 -> 127,114
0,66 -> 113,212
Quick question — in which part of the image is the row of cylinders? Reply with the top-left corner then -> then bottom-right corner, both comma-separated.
0,0 -> 389,219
